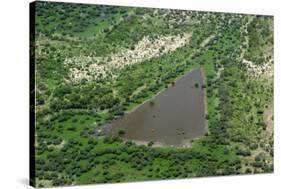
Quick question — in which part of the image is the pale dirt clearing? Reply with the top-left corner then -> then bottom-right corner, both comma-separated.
64,33 -> 192,82
200,34 -> 215,47
242,58 -> 273,78
239,16 -> 273,79
264,103 -> 274,134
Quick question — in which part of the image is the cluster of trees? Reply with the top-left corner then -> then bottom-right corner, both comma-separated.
245,16 -> 273,65
34,3 -> 273,187
48,83 -> 119,113
35,2 -> 130,37
36,133 -> 244,186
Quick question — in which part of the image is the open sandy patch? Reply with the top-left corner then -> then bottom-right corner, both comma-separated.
64,33 -> 192,82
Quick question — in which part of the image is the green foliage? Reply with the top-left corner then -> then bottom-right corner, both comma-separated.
33,2 -> 273,187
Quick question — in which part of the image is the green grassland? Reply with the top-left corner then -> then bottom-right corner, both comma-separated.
33,1 -> 273,187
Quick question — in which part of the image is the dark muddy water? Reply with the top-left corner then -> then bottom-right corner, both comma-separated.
104,68 -> 206,146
